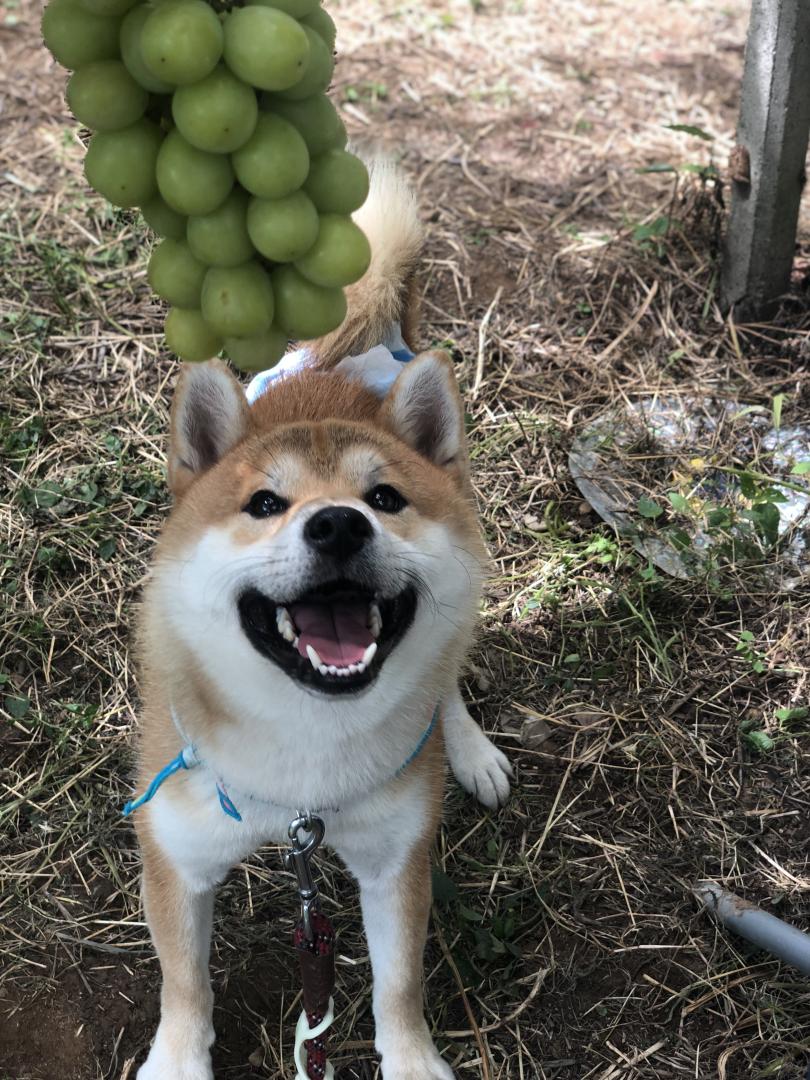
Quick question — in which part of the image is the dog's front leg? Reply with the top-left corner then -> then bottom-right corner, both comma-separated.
339,832 -> 453,1080
444,684 -> 512,809
137,844 -> 216,1080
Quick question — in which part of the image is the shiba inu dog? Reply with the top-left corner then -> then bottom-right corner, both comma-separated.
131,159 -> 511,1080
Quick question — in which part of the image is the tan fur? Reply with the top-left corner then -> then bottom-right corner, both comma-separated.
306,157 -> 424,367
158,368 -> 479,550
399,719 -> 446,964
168,361 -> 250,500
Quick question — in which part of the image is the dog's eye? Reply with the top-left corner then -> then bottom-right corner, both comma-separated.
244,490 -> 288,518
365,484 -> 408,514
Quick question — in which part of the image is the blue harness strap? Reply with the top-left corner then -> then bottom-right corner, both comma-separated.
395,706 -> 439,776
122,745 -> 198,817
215,782 -> 243,822
123,705 -> 440,821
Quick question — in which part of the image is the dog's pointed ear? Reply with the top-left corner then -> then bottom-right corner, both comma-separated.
381,350 -> 465,470
168,361 -> 249,498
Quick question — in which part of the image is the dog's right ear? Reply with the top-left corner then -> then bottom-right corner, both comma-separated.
168,361 -> 249,498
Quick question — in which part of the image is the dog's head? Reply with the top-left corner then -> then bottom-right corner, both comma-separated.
151,356 -> 483,713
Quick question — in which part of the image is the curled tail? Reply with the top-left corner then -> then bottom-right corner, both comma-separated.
307,155 -> 424,368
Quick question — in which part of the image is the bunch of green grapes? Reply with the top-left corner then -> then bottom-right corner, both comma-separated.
42,0 -> 370,370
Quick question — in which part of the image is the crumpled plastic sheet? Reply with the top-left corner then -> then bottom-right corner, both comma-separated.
568,396 -> 810,582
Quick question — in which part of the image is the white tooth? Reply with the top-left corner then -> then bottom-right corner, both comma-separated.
276,606 -> 296,643
327,665 -> 338,675
349,663 -> 359,674
318,664 -> 330,676
368,602 -> 382,639
306,644 -> 322,670
362,642 -> 378,667
293,636 -> 299,648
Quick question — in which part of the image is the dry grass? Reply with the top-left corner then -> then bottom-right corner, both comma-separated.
2,0 -> 810,1078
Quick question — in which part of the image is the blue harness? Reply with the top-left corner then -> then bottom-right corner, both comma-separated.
123,705 -> 439,822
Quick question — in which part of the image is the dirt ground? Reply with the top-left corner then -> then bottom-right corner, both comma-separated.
2,0 -> 810,1078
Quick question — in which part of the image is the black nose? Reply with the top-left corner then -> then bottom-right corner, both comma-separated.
304,506 -> 372,559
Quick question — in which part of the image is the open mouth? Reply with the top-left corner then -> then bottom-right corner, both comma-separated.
237,580 -> 418,694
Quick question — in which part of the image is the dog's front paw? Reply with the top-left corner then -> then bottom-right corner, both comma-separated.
137,1022 -> 214,1080
442,688 -> 512,809
457,729 -> 512,809
381,1040 -> 454,1080
445,706 -> 512,809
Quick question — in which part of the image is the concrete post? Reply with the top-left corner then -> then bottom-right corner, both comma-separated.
721,0 -> 810,319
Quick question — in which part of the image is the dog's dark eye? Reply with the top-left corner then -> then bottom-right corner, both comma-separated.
365,484 -> 408,514
244,490 -> 288,518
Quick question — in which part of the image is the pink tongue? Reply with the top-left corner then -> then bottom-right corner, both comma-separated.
291,600 -> 374,667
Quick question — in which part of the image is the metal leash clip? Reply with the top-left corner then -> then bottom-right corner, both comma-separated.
285,812 -> 325,941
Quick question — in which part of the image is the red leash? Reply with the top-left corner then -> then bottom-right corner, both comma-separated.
285,815 -> 336,1080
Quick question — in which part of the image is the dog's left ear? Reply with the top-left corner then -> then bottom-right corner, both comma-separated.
168,361 -> 249,498
382,350 -> 465,470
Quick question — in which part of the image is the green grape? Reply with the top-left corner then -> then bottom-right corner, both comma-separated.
156,130 -> 233,215
120,5 -> 174,93
225,326 -> 287,371
66,60 -> 148,131
301,7 -> 336,50
141,194 -> 187,239
250,0 -> 319,18
85,119 -> 163,206
78,0 -> 136,16
187,189 -> 254,267
141,1 -> 223,86
222,6 -> 310,92
148,238 -> 208,307
42,0 -> 121,69
165,307 -> 223,362
172,66 -> 257,153
231,113 -> 309,199
274,26 -> 333,102
201,263 -> 274,338
272,264 -> 346,339
246,191 -> 319,263
295,215 -> 371,288
304,149 -> 369,214
266,94 -> 346,157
